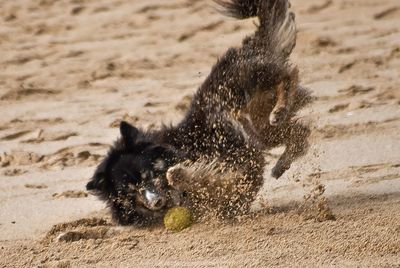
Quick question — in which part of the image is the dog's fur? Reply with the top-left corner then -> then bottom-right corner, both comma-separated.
87,0 -> 311,225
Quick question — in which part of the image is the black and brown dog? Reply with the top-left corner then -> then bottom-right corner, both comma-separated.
87,0 -> 311,225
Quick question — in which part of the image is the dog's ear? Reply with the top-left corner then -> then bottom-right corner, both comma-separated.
86,172 -> 106,191
120,121 -> 139,145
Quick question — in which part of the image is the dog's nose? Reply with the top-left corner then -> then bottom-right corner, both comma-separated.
144,189 -> 166,210
269,116 -> 279,126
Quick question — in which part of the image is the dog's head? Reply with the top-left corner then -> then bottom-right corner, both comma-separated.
86,121 -> 182,225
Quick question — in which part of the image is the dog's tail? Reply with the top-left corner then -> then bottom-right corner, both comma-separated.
214,0 -> 296,58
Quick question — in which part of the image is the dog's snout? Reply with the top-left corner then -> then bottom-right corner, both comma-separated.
269,114 -> 281,126
144,189 -> 166,210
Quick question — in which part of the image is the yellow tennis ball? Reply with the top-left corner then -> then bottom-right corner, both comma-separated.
164,207 -> 193,232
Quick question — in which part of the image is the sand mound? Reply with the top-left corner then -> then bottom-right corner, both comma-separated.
43,218 -> 111,243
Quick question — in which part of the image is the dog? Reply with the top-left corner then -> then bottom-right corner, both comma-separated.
86,0 -> 311,225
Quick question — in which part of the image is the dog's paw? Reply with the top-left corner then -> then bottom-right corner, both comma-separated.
271,160 -> 290,179
166,166 -> 189,190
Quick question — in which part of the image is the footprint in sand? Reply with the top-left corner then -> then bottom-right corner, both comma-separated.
0,117 -> 65,140
3,168 -> 27,176
312,36 -> 337,50
1,144 -> 105,170
390,47 -> 400,58
25,183 -> 48,189
143,102 -> 164,107
332,100 -> 384,111
306,0 -> 333,14
345,163 -> 400,187
314,118 -> 399,140
63,50 -> 85,58
22,130 -> 78,144
0,151 -> 43,167
0,130 -> 32,141
8,117 -> 64,127
375,88 -> 400,104
92,6 -> 110,14
178,21 -> 224,42
42,152 -> 82,168
137,3 -> 189,14
0,85 -> 59,101
71,6 -> 85,15
338,61 -> 357,73
4,52 -> 47,65
1,129 -> 76,143
338,85 -> 375,96
328,103 -> 349,113
52,190 -> 88,199
41,144 -> 105,169
374,6 -> 400,20
4,13 -> 17,22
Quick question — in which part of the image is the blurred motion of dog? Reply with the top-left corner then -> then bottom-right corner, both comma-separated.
86,0 -> 312,225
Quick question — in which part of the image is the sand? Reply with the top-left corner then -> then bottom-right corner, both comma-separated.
0,0 -> 399,267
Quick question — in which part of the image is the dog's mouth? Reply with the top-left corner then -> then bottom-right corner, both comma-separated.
134,204 -> 166,220
167,187 -> 184,206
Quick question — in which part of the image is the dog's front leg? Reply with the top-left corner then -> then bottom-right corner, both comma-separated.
269,67 -> 299,126
269,82 -> 289,126
271,122 -> 310,178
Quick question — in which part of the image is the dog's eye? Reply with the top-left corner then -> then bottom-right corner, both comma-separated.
130,175 -> 141,184
123,171 -> 141,184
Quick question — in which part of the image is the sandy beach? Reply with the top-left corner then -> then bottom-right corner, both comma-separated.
0,0 -> 399,266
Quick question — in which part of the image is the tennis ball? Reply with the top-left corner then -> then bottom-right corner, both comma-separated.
164,207 -> 193,232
